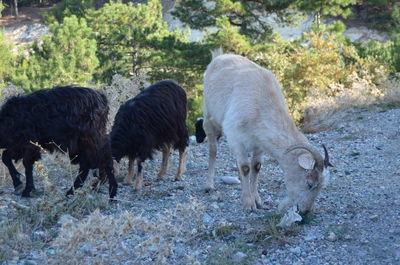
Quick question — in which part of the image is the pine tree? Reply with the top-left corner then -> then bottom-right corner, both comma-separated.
87,0 -> 210,93
12,15 -> 98,92
172,0 -> 296,41
296,0 -> 356,28
0,33 -> 14,89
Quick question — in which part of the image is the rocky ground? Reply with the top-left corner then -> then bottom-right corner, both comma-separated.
0,106 -> 399,265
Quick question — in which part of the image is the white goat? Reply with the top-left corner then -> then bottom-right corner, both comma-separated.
202,50 -> 333,213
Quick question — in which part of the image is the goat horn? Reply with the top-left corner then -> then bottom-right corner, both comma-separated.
285,144 -> 324,170
322,144 -> 334,167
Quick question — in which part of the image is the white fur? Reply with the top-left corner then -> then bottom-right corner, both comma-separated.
203,52 -> 328,213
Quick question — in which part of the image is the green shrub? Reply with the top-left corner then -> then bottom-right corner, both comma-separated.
45,0 -> 95,23
0,33 -> 14,89
11,15 -> 98,92
187,93 -> 203,134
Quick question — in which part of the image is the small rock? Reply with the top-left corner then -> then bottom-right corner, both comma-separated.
362,239 -> 369,244
32,231 -> 46,241
369,215 -> 379,222
211,202 -> 219,209
79,244 -> 94,255
58,214 -> 78,226
305,234 -> 317,241
219,176 -> 241,185
327,232 -> 337,241
174,247 -> 186,257
232,252 -> 247,263
202,213 -> 212,225
289,246 -> 301,255
24,260 -> 37,265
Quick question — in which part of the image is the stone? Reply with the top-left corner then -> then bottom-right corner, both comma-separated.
327,232 -> 337,241
369,215 -> 379,222
233,252 -> 247,263
24,260 -> 38,265
289,246 -> 301,255
202,213 -> 212,225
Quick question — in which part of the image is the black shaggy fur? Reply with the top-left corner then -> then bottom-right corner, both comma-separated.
110,80 -> 188,171
195,118 -> 206,143
0,86 -> 117,198
195,117 -> 221,143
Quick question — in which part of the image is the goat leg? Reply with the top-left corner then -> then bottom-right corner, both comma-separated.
2,150 -> 24,193
158,145 -> 171,180
174,147 -> 186,181
66,163 -> 89,196
134,158 -> 144,193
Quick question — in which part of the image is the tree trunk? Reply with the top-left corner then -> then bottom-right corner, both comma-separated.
132,50 -> 138,76
13,0 -> 18,17
314,11 -> 321,29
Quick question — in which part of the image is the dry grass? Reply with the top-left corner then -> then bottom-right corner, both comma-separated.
46,198 -> 205,265
0,84 -> 24,103
0,147 -> 110,263
99,74 -> 148,130
301,69 -> 400,133
0,138 -> 205,265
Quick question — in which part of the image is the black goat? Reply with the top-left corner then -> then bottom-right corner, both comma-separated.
0,86 -> 117,198
195,117 -> 221,143
110,80 -> 188,191
195,118 -> 206,143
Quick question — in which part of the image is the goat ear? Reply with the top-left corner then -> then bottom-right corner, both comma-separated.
298,153 -> 315,170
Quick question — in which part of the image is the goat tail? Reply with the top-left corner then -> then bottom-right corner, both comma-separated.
211,47 -> 224,59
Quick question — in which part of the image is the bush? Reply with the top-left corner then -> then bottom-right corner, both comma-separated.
99,74 -> 146,131
0,33 -> 14,89
355,40 -> 394,73
45,0 -> 95,24
11,15 -> 98,92
248,29 -> 390,123
187,93 -> 203,134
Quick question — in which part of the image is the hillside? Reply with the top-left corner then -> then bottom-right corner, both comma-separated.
0,1 -> 389,45
0,106 -> 399,264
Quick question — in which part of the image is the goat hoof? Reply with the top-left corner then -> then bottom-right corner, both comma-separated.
109,186 -> 117,199
204,184 -> 215,193
30,189 -> 43,197
255,201 -> 264,209
242,197 -> 258,212
13,184 -> 24,195
66,189 -> 74,196
116,176 -> 125,183
109,198 -> 118,204
134,188 -> 142,195
255,196 -> 263,209
21,190 -> 32,198
244,204 -> 257,212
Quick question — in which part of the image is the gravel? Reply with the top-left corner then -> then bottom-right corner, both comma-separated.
0,107 -> 399,265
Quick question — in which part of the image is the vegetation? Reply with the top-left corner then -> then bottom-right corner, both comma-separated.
1,0 -> 400,132
11,15 -> 98,92
0,2 -> 399,263
0,33 -> 14,89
